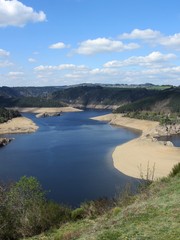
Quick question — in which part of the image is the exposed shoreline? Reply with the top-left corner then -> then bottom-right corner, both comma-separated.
0,117 -> 39,135
0,107 -> 81,145
11,107 -> 82,114
92,113 -> 180,179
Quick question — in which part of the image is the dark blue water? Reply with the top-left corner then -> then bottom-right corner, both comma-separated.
0,110 -> 139,207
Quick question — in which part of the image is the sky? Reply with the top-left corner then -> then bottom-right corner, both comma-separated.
1,0 -> 180,86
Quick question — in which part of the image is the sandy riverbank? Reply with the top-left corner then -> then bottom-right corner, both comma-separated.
0,117 -> 38,134
92,114 -> 180,179
11,107 -> 82,114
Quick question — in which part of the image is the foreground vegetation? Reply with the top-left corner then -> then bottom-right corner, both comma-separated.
0,163 -> 180,240
28,165 -> 180,240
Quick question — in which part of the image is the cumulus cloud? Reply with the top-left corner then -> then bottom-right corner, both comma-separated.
0,0 -> 46,27
119,28 -> 180,51
74,38 -> 139,55
28,58 -> 36,63
49,42 -> 70,49
0,60 -> 13,68
104,52 -> 176,68
6,71 -> 24,81
32,54 -> 180,86
120,29 -> 161,40
34,64 -> 87,71
0,49 -> 12,68
160,33 -> 180,50
8,71 -> 24,76
0,48 -> 10,57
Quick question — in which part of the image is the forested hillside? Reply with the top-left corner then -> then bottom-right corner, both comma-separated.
0,85 -> 179,114
0,107 -> 21,123
52,86 -> 158,107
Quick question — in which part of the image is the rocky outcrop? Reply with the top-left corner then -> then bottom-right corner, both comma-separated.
0,138 -> 13,147
69,103 -> 119,110
143,124 -> 180,147
36,112 -> 62,118
155,124 -> 180,136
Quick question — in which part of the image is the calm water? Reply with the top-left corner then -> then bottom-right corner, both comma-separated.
157,134 -> 180,147
0,110 -> 139,207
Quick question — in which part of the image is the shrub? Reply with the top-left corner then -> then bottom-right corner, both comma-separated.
71,208 -> 85,220
41,202 -> 71,229
169,163 -> 180,177
0,176 -> 72,239
112,207 -> 121,216
80,198 -> 112,219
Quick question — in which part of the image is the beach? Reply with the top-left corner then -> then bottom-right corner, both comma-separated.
10,107 -> 82,117
0,117 -> 38,134
92,113 -> 180,179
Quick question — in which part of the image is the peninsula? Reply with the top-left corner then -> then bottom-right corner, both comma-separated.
92,113 -> 180,179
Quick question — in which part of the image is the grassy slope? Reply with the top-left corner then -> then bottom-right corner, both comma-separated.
28,174 -> 180,240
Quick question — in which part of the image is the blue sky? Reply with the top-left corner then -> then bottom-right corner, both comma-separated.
1,0 -> 180,86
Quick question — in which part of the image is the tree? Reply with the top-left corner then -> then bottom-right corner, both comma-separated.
7,176 -> 46,238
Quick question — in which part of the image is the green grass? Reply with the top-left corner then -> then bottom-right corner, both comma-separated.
27,173 -> 180,240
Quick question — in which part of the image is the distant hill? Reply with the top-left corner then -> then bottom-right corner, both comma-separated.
0,86 -> 66,108
115,87 -> 180,113
52,86 -> 158,108
0,85 -> 179,113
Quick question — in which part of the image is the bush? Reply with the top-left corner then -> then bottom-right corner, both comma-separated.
80,198 -> 113,219
169,163 -> 180,177
0,176 -> 72,239
112,207 -> 121,216
71,208 -> 85,220
41,202 -> 71,229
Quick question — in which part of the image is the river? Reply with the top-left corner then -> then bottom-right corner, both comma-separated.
0,110 -> 140,207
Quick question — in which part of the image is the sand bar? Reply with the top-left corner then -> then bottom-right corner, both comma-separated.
0,117 -> 38,134
11,107 -> 82,114
92,114 -> 180,179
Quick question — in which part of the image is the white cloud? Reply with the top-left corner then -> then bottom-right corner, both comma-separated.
0,60 -> 13,68
33,51 -> 39,55
28,58 -> 36,63
160,33 -> 180,50
0,48 -> 10,57
32,56 -> 180,86
8,71 -> 24,76
104,52 -> 176,68
49,42 -> 70,49
34,64 -> 87,71
120,29 -> 161,40
0,0 -> 46,27
119,28 -> 180,51
74,38 -> 139,55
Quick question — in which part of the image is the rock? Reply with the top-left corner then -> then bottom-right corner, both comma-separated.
166,141 -> 174,147
155,124 -> 180,137
36,112 -> 62,118
0,138 -> 13,147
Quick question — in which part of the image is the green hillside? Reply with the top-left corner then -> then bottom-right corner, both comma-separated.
52,86 -> 157,107
115,87 -> 180,113
27,166 -> 180,240
0,85 -> 179,114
